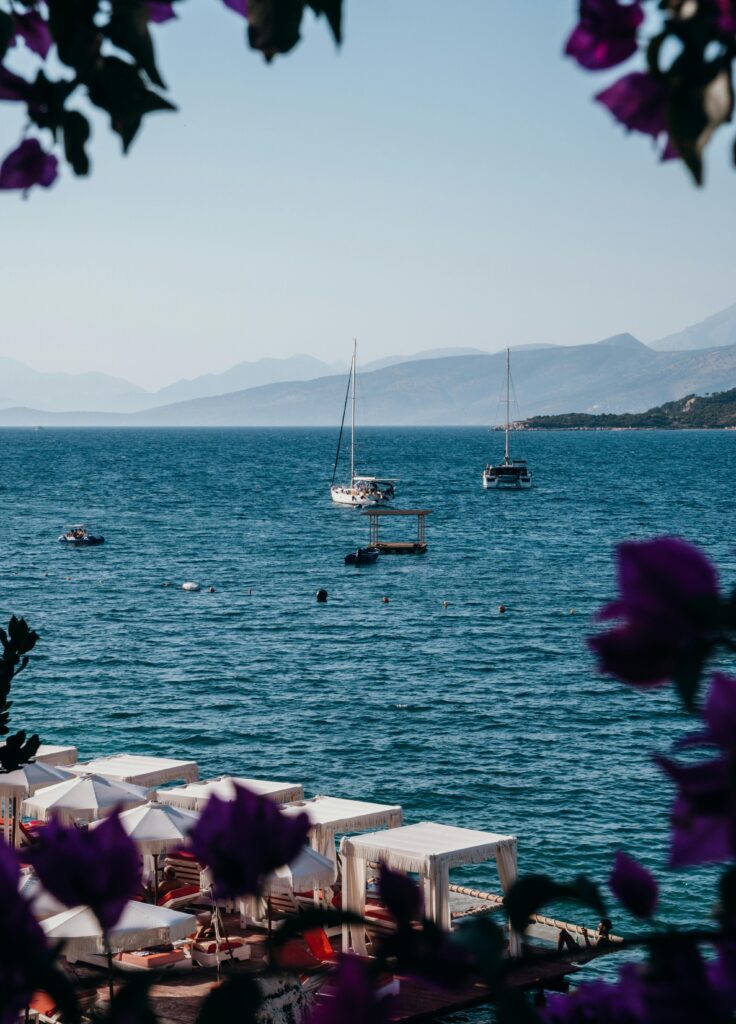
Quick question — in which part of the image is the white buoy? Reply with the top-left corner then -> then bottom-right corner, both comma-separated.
182,582 -> 200,592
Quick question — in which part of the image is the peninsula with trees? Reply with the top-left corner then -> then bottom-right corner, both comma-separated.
521,387 -> 736,430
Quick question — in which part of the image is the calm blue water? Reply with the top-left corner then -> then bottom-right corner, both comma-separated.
2,427 -> 734,977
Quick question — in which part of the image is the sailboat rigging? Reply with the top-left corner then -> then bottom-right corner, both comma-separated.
330,341 -> 398,507
482,348 -> 532,490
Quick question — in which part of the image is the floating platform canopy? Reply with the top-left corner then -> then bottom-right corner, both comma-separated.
156,776 -> 304,811
362,508 -> 432,554
341,821 -> 519,954
70,754 -> 199,788
283,795 -> 403,863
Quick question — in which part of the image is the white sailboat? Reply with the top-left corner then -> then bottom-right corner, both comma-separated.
330,341 -> 397,507
482,348 -> 532,490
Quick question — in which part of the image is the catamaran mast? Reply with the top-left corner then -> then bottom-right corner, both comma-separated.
505,347 -> 510,464
350,339 -> 356,486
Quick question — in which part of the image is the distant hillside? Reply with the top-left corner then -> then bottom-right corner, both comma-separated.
149,354 -> 337,405
0,356 -> 144,413
652,303 -> 736,351
523,387 -> 736,429
3,334 -> 736,426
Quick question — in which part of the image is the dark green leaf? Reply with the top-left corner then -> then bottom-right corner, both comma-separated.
719,867 -> 736,921
496,989 -> 542,1024
307,0 -> 341,44
87,56 -> 175,152
47,0 -> 100,73
106,3 -> 165,88
452,916 -> 505,985
672,639 -> 709,712
63,110 -> 91,175
103,974 -> 158,1024
247,0 -> 305,62
0,10 -> 14,60
196,976 -> 261,1024
269,907 -> 365,950
505,874 -> 605,935
668,67 -> 734,187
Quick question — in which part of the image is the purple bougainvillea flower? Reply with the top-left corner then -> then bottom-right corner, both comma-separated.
378,861 -> 424,926
0,839 -> 54,1024
308,955 -> 390,1024
146,2 -> 178,23
189,783 -> 310,898
565,0 -> 644,71
12,11 -> 52,58
0,139 -> 58,192
588,537 -> 719,685
222,0 -> 248,16
608,852 -> 658,919
703,673 -> 736,749
26,814 -> 141,931
656,753 -> 734,867
595,72 -> 669,138
543,963 -> 644,1022
712,0 -> 736,33
0,66 -> 30,102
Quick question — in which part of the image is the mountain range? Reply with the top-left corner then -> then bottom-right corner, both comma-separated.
2,304 -> 736,426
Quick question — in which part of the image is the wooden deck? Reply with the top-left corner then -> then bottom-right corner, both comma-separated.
364,508 -> 431,555
377,541 -> 427,554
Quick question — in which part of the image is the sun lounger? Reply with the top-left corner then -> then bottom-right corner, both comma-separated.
190,936 -> 250,968
157,884 -> 209,911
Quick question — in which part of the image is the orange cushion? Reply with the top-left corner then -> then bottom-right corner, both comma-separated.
119,949 -> 185,967
29,993 -> 56,1015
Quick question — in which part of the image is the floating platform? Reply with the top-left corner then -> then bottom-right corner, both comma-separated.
363,508 -> 431,555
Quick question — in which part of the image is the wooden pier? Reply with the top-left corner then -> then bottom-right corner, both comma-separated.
363,509 -> 431,554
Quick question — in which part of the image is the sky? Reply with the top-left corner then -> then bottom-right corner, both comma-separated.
2,0 -> 736,389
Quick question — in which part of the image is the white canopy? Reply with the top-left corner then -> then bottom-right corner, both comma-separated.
41,902 -> 196,958
341,822 -> 520,955
35,745 -> 78,767
284,796 -> 403,864
156,776 -> 304,811
89,800 -> 199,856
22,773 -> 149,824
70,754 -> 198,787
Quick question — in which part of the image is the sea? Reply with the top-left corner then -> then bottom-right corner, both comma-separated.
2,427 -> 734,994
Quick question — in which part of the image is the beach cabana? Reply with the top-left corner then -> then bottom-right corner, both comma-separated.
0,762 -> 75,845
70,754 -> 198,787
22,774 -> 149,824
284,796 -> 403,865
340,822 -> 520,955
156,776 -> 304,811
35,745 -> 78,767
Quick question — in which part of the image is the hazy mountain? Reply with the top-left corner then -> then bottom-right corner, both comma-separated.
652,303 -> 736,351
149,354 -> 337,405
6,332 -> 736,427
0,356 -> 144,413
360,347 -> 489,373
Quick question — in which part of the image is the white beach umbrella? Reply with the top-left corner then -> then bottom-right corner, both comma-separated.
267,846 -> 337,893
89,800 -> 199,902
41,902 -> 196,957
18,870 -> 66,920
89,801 -> 199,855
22,773 -> 149,824
156,775 -> 303,811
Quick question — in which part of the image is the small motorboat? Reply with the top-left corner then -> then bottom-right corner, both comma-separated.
58,525 -> 105,546
344,546 -> 380,566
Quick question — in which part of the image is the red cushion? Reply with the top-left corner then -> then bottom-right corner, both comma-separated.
304,928 -> 334,961
29,993 -> 56,1015
273,939 -> 322,971
195,937 -> 245,954
158,884 -> 199,905
167,849 -> 204,864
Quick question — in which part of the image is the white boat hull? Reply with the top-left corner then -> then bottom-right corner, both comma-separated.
482,472 -> 532,490
330,486 -> 387,507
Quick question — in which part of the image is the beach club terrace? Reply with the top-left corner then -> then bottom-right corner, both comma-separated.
6,749 -> 623,1023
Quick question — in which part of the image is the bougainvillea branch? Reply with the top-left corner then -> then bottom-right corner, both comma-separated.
566,0 -> 736,183
0,0 -> 343,194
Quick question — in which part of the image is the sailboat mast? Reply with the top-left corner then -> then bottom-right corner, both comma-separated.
350,339 -> 356,485
505,347 -> 510,463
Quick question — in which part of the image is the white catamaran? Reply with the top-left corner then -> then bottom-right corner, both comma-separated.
330,341 -> 398,507
482,348 -> 532,490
